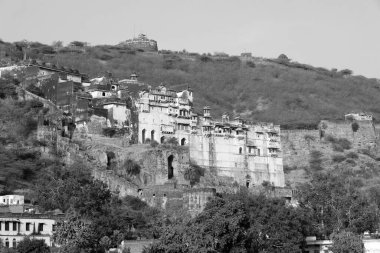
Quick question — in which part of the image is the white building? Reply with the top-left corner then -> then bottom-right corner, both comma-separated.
103,101 -> 130,128
0,195 -> 24,206
138,85 -> 193,145
136,86 -> 284,187
0,214 -> 62,248
345,112 -> 373,121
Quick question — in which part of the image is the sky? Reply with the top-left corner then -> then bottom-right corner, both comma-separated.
1,0 -> 380,78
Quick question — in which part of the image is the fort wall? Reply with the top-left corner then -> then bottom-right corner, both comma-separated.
281,120 -> 380,169
189,133 -> 285,187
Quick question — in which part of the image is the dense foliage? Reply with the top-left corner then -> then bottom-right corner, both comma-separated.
34,163 -> 162,252
145,191 -> 314,253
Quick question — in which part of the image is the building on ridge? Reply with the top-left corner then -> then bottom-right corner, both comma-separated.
118,34 -> 158,52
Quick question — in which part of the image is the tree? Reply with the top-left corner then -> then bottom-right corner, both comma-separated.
340,69 -> 353,76
16,237 -> 50,253
51,40 -> 63,48
278,54 -> 290,62
53,215 -> 95,252
298,170 -> 379,237
184,164 -> 205,186
330,231 -> 363,253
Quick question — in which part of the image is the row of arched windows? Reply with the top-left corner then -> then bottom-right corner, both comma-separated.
141,129 -> 186,146
2,238 -> 17,248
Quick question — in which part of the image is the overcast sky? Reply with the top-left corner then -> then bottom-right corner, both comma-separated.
1,0 -> 380,78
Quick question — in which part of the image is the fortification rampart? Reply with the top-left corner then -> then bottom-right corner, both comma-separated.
281,120 -> 379,169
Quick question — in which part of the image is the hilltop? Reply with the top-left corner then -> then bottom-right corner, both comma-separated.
1,40 -> 380,128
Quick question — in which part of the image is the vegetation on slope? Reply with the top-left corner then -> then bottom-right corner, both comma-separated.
2,40 -> 380,126
49,46 -> 380,127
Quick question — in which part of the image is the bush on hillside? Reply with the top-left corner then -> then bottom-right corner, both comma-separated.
351,122 -> 359,132
346,152 -> 359,159
150,140 -> 159,148
246,61 -> 256,68
332,154 -> 346,163
325,136 -> 351,151
124,159 -> 141,176
309,150 -> 324,171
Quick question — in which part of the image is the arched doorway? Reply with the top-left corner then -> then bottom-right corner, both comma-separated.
160,136 -> 165,144
181,138 -> 186,146
142,129 -> 146,143
151,130 -> 155,141
168,155 -> 174,179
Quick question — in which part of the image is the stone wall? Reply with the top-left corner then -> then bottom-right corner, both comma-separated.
281,129 -> 322,167
320,120 -> 378,150
183,188 -> 216,217
92,169 -> 139,198
281,120 -> 380,169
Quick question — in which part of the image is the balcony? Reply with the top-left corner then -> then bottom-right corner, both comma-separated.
268,142 -> 280,148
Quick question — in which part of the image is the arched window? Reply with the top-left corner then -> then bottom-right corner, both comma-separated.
142,129 -> 146,143
168,155 -> 174,179
151,130 -> 155,141
5,238 -> 9,248
239,147 -> 242,154
160,136 -> 165,144
181,138 -> 186,146
12,239 -> 16,248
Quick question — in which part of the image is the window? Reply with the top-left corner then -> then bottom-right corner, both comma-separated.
102,92 -> 105,96
26,223 -> 30,231
38,223 -> 44,232
12,222 -> 17,231
5,221 -> 9,231
5,239 -> 9,248
12,239 -> 16,248
52,225 -> 56,232
239,147 -> 242,154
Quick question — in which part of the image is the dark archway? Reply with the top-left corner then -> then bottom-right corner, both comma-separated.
168,155 -> 174,179
151,130 -> 155,141
181,138 -> 186,146
142,129 -> 146,143
160,136 -> 165,144
239,147 -> 242,154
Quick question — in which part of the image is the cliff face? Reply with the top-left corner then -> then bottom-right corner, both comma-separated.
281,120 -> 380,187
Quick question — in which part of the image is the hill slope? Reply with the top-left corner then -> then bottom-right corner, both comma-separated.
2,40 -> 380,126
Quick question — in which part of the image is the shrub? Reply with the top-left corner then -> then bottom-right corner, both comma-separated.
144,138 -> 151,144
351,122 -> 359,132
150,140 -> 159,148
304,134 -> 316,142
333,144 -> 344,152
332,154 -> 346,163
283,165 -> 298,173
103,127 -> 117,137
246,61 -> 256,68
326,136 -> 351,151
262,180 -> 271,187
309,150 -> 323,171
346,159 -> 356,166
184,164 -> 205,186
346,152 -> 359,159
358,148 -> 372,157
166,137 -> 178,146
338,138 -> 351,149
124,159 -> 141,176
